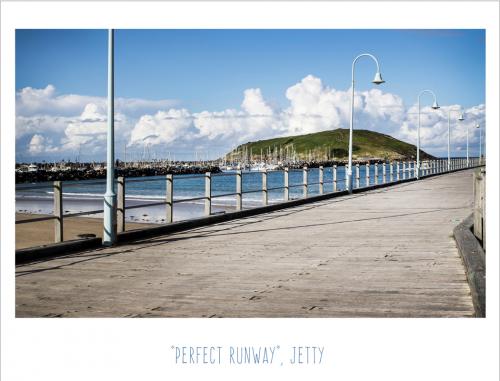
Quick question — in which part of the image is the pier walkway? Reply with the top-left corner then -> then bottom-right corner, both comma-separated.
16,170 -> 476,317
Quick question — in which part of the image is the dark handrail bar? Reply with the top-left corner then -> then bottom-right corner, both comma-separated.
173,196 -> 208,204
211,192 -> 239,199
16,215 -> 57,224
125,201 -> 168,210
64,209 -> 105,218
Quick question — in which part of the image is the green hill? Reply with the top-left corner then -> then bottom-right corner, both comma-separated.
228,128 -> 435,162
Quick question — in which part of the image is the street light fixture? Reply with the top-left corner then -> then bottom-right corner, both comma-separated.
103,29 -> 117,246
447,107 -> 464,171
416,90 -> 440,179
347,53 -> 385,193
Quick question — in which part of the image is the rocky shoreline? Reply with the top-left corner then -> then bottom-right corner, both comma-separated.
15,165 -> 222,184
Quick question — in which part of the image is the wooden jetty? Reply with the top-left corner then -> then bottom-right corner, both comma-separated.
15,170 -> 477,317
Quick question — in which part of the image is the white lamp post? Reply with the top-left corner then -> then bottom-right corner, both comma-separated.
103,29 -> 117,246
447,107 -> 464,171
466,123 -> 470,167
347,53 -> 385,193
476,123 -> 482,164
417,90 -> 440,179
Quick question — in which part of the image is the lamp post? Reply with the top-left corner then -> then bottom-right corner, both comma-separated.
466,123 -> 470,167
417,90 -> 440,179
447,107 -> 464,171
103,29 -> 117,246
347,53 -> 385,193
476,123 -> 482,164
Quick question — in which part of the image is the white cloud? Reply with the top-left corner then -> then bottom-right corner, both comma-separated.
16,84 -> 179,118
396,103 -> 485,154
16,80 -> 485,160
28,134 -> 57,154
129,108 -> 193,146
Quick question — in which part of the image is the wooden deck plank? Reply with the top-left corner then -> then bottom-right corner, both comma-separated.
15,170 -> 476,317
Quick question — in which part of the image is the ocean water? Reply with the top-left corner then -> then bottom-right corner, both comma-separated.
16,164 -> 413,223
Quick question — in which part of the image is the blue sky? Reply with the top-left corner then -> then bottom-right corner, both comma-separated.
16,29 -> 485,161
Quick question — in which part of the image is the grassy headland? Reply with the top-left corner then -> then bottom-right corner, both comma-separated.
228,128 -> 435,162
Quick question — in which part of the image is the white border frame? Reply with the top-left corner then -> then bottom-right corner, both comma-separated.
1,2 -> 499,381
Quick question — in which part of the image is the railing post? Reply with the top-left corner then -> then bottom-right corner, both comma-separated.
319,166 -> 324,195
284,168 -> 289,201
396,161 -> 400,181
382,162 -> 386,183
205,172 -> 211,216
53,181 -> 63,243
402,162 -> 406,180
333,165 -> 337,192
165,174 -> 173,223
374,163 -> 379,185
389,161 -> 394,182
117,176 -> 125,232
355,163 -> 360,189
236,170 -> 242,210
413,161 -> 417,178
262,169 -> 268,205
365,163 -> 370,186
303,166 -> 308,198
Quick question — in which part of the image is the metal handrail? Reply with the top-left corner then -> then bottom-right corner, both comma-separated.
63,179 -> 107,187
64,209 -> 105,218
173,196 -> 207,204
212,172 -> 237,178
241,189 -> 263,194
16,183 -> 55,190
125,201 -> 167,210
211,192 -> 239,199
15,215 -> 57,224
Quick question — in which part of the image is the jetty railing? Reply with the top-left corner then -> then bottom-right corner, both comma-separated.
16,158 -> 481,246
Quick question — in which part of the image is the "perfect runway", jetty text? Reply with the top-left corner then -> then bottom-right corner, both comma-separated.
173,345 -> 324,366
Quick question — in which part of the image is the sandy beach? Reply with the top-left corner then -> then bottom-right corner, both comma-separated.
15,196 -> 236,249
15,213 -> 158,250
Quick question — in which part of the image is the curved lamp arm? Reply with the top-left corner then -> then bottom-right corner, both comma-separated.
418,89 -> 439,108
352,53 -> 384,84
